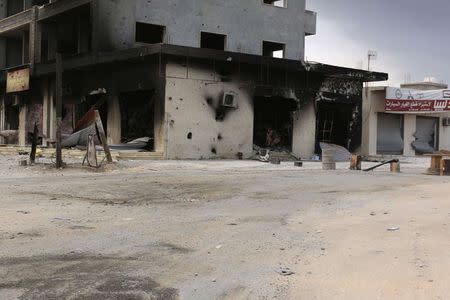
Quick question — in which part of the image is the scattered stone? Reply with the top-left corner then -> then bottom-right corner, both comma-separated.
387,227 -> 400,232
370,212 -> 376,216
215,245 -> 223,249
52,217 -> 71,222
17,210 -> 30,215
280,248 -> 285,251
212,278 -> 216,283
227,223 -> 238,226
321,248 -> 326,251
277,267 -> 295,276
270,158 -> 281,165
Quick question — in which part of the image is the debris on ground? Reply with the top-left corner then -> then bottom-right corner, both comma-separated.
387,227 -> 400,232
319,143 -> 351,162
277,267 -> 295,276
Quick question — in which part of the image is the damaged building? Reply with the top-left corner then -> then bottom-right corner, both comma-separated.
0,0 -> 387,160
362,81 -> 450,157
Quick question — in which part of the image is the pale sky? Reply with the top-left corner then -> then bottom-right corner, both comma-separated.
305,0 -> 450,87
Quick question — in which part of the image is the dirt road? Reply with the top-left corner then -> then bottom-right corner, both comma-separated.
1,157 -> 449,299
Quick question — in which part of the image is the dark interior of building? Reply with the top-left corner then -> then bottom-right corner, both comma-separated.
253,97 -> 296,150
119,90 -> 155,149
316,102 -> 355,152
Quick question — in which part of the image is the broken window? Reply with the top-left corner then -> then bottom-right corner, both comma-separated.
135,23 -> 165,44
262,41 -> 285,58
200,32 -> 226,51
263,0 -> 287,8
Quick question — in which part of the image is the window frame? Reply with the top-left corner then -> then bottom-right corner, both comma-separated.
199,31 -> 228,51
135,22 -> 167,45
262,40 -> 286,59
262,0 -> 288,9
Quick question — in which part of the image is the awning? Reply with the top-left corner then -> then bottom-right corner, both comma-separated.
386,87 -> 450,113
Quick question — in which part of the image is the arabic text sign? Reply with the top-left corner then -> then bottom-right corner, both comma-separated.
6,67 -> 30,93
385,87 -> 450,112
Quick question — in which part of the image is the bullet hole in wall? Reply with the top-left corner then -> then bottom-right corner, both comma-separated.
217,134 -> 223,140
211,147 -> 217,154
187,132 -> 192,140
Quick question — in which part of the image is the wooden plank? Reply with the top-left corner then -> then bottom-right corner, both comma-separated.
94,110 -> 113,163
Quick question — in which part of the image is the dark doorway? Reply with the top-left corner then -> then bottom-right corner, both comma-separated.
119,90 -> 155,149
253,97 -> 296,150
316,102 -> 356,151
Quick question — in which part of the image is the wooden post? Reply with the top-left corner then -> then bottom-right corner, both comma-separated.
390,161 -> 400,173
29,122 -> 38,164
55,53 -> 63,168
94,110 -> 113,163
350,154 -> 362,170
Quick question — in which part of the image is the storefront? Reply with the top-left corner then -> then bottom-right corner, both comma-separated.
362,86 -> 450,157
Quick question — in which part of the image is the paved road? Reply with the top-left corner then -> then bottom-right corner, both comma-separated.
1,159 -> 449,299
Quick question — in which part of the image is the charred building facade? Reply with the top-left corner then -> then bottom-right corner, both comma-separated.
0,0 -> 387,159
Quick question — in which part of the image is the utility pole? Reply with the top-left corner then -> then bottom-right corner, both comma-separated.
367,50 -> 377,71
55,53 -> 63,168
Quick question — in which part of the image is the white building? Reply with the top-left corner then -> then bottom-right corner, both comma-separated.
362,81 -> 450,157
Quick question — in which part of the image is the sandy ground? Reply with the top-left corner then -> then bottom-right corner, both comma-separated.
1,156 -> 450,299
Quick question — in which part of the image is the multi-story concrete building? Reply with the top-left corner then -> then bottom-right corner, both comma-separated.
0,0 -> 386,159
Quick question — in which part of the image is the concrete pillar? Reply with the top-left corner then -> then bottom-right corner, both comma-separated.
41,79 -> 50,145
154,91 -> 166,153
47,80 -> 56,140
47,26 -> 57,61
107,93 -> 121,144
362,89 -> 378,156
0,0 -> 7,69
0,95 -> 4,144
18,101 -> 27,146
292,101 -> 316,159
29,6 -> 42,68
439,117 -> 450,151
403,115 -> 416,156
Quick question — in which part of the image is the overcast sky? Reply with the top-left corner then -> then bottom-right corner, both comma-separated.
305,0 -> 449,87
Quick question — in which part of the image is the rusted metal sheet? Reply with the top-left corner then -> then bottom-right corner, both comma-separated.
6,67 -> 30,93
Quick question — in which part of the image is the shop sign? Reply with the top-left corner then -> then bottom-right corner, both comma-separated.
6,67 -> 30,93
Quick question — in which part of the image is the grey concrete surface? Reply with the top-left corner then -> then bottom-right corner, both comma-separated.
95,0 -> 315,60
1,157 -> 450,299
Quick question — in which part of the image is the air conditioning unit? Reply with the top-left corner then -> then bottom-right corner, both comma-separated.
443,118 -> 450,127
221,92 -> 238,108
